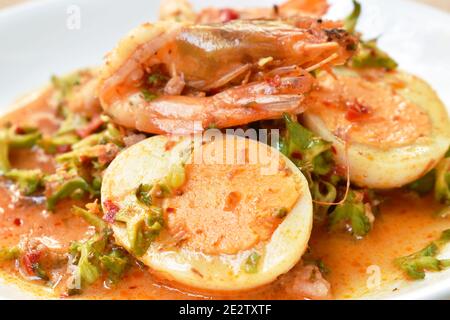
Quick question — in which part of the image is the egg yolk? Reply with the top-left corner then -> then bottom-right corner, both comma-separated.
164,138 -> 301,255
305,71 -> 432,148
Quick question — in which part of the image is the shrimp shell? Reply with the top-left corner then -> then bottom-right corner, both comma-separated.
99,19 -> 356,134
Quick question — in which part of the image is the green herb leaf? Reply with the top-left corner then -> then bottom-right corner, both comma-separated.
407,169 -> 436,196
329,191 -> 371,238
69,230 -> 109,289
68,229 -> 131,294
8,127 -> 42,149
100,248 -> 130,285
147,73 -> 168,86
0,246 -> 21,262
4,169 -> 44,196
38,134 -> 80,154
273,207 -> 288,219
395,229 -> 450,280
136,184 -> 153,206
344,0 -> 361,34
243,252 -> 261,273
312,180 -> 337,223
141,89 -> 158,102
351,40 -> 398,71
46,176 -> 91,211
31,262 -> 50,281
281,114 -> 333,175
57,111 -> 87,136
0,126 -> 42,173
51,73 -> 81,98
72,205 -> 107,231
0,129 -> 10,173
434,158 -> 450,205
127,208 -> 164,257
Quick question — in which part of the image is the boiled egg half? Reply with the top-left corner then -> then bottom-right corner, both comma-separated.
101,134 -> 313,291
303,67 -> 450,189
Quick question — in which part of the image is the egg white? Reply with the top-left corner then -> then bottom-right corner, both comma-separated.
303,68 -> 450,189
101,134 -> 313,291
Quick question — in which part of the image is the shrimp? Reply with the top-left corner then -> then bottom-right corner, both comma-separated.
159,0 -> 329,23
98,19 -> 357,134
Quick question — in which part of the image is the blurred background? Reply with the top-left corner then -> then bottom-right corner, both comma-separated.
0,0 -> 449,11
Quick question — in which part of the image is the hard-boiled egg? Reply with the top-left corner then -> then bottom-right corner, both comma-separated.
101,134 -> 313,291
303,67 -> 450,189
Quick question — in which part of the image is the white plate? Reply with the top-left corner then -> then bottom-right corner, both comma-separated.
0,0 -> 449,300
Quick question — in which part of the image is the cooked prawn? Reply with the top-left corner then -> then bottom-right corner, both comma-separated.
99,19 -> 356,134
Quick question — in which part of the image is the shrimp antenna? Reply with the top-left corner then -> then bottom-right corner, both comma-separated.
305,52 -> 339,73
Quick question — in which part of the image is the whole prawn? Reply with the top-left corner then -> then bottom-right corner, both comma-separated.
99,19 -> 356,134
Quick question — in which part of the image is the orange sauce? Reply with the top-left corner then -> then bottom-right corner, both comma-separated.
0,95 -> 449,300
310,192 -> 450,299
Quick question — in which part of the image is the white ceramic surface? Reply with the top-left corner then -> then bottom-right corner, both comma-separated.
0,0 -> 449,299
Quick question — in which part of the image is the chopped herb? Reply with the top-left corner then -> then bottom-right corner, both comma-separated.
31,263 -> 50,281
303,257 -> 330,276
51,73 -> 81,98
165,163 -> 186,190
405,148 -> 449,206
72,205 -> 107,231
407,169 -> 436,196
38,134 -> 79,154
57,112 -> 87,136
72,123 -> 123,149
67,228 -> 131,293
395,229 -> 450,280
127,216 -> 153,257
434,157 -> 450,205
69,232 -> 106,288
329,191 -> 371,238
99,248 -> 130,285
436,206 -> 450,218
156,183 -> 172,198
146,206 -> 164,229
141,89 -> 157,102
0,129 -> 10,173
0,126 -> 42,173
7,127 -> 41,149
317,260 -> 330,275
343,0 -> 361,34
127,208 -> 164,257
243,252 -> 261,273
281,114 -> 333,175
312,180 -> 337,223
4,169 -> 44,195
147,73 -> 168,86
46,176 -> 91,211
351,40 -> 398,71
0,246 -> 20,262
274,207 -> 288,219
343,1 -> 398,70
136,184 -> 153,206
